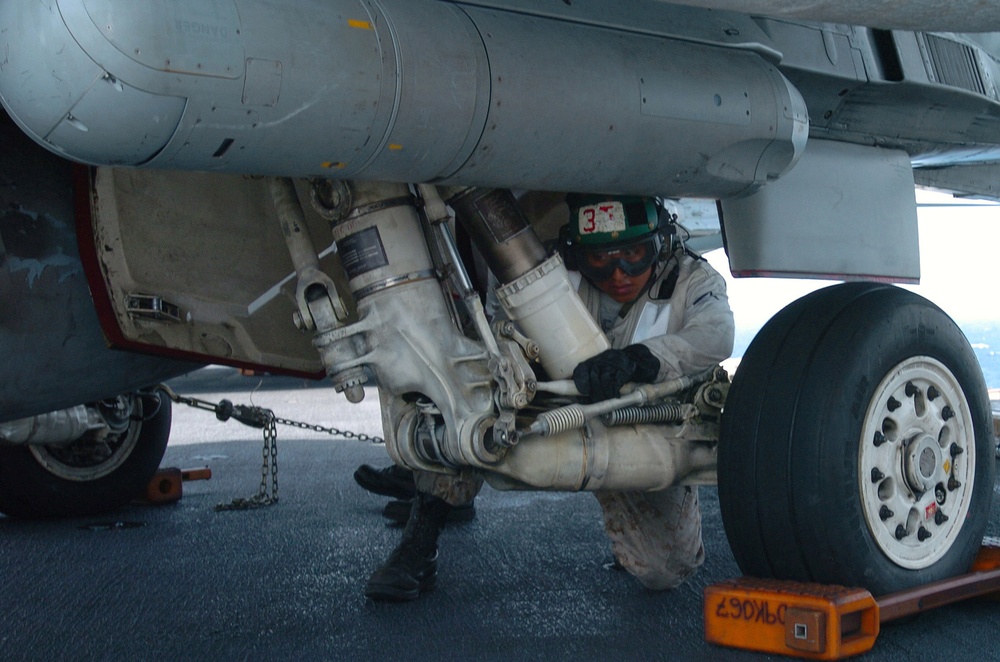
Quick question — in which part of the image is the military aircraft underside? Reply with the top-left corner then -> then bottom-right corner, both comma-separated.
1,0 -> 998,596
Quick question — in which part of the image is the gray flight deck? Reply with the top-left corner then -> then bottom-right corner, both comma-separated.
1,367 -> 998,661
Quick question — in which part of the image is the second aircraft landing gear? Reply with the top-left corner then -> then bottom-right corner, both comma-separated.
0,390 -> 173,518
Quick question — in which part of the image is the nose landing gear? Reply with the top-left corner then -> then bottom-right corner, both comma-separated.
719,283 -> 994,595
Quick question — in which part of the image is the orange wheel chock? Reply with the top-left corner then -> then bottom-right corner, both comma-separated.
144,466 -> 212,505
704,578 -> 879,660
705,539 -> 1000,659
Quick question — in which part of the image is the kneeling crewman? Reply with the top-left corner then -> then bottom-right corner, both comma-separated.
364,194 -> 735,600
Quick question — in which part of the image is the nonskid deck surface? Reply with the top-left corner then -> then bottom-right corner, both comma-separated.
1,367 -> 998,661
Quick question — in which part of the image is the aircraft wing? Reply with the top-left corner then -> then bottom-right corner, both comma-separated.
663,0 -> 1000,32
914,163 -> 1000,199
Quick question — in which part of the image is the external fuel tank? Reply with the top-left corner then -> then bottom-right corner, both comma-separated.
0,0 -> 807,198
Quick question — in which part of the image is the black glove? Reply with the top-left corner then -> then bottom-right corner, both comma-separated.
572,344 -> 660,402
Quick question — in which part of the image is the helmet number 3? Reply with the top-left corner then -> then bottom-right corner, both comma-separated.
579,202 -> 627,235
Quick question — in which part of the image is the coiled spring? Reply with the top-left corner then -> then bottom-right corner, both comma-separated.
603,403 -> 687,426
532,405 -> 586,436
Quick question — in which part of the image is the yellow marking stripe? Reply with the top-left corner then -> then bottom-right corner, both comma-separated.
348,19 -> 373,30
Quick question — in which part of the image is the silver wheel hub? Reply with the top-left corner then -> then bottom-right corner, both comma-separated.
859,356 -> 975,569
28,396 -> 143,482
903,434 -> 942,494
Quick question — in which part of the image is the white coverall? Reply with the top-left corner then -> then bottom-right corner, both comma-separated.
574,247 -> 734,589
417,246 -> 735,590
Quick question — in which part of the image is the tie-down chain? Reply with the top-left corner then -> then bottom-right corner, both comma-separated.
158,384 -> 384,509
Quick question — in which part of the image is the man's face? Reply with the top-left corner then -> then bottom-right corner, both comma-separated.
580,240 -> 656,303
593,264 -> 654,303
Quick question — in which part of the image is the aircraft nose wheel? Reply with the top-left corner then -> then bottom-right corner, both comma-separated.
859,357 -> 975,569
719,283 -> 994,595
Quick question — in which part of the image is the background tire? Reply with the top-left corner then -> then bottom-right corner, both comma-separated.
719,283 -> 994,595
0,390 -> 171,518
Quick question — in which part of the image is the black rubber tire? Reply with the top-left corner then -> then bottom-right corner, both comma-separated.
0,391 -> 171,518
718,283 -> 994,595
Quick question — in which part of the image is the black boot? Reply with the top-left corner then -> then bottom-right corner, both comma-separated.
353,464 -> 417,500
364,493 -> 451,601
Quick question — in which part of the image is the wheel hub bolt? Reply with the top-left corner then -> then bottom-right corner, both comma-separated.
917,526 -> 932,541
871,467 -> 886,483
895,525 -> 908,540
948,476 -> 962,491
928,386 -> 940,401
949,443 -> 963,457
879,505 -> 894,521
942,406 -> 954,421
887,397 -> 901,412
905,382 -> 918,397
873,431 -> 887,447
934,510 -> 949,525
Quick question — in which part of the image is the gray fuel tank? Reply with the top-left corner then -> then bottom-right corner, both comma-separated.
0,0 -> 807,197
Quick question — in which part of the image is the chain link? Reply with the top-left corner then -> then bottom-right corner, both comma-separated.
215,410 -> 278,511
272,416 -> 384,444
157,384 -> 384,444
157,384 -> 384,511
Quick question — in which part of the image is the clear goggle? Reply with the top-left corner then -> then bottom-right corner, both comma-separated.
575,235 -> 660,282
